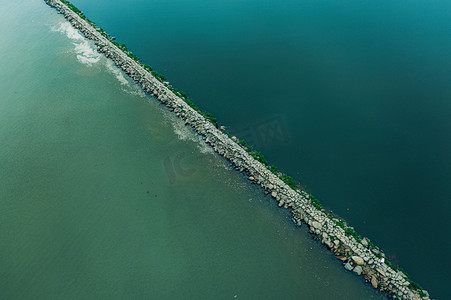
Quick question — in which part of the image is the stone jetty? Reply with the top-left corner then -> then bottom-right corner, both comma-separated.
44,1 -> 431,299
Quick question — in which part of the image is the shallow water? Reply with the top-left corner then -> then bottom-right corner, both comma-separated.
64,0 -> 451,297
0,1 -> 386,299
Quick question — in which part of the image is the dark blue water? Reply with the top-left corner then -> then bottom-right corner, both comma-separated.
69,0 -> 451,298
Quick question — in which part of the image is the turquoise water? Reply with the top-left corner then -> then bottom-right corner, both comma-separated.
0,1 -> 387,299
65,0 -> 451,297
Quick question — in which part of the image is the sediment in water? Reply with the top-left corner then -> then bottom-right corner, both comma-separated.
43,1 -> 430,299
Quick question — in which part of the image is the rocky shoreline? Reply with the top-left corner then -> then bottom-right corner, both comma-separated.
44,1 -> 431,299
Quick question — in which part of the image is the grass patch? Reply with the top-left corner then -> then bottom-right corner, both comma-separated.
309,195 -> 323,210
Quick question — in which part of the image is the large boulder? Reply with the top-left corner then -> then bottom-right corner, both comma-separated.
351,256 -> 364,265
311,221 -> 322,230
371,276 -> 378,288
376,267 -> 386,276
353,265 -> 363,276
344,263 -> 353,271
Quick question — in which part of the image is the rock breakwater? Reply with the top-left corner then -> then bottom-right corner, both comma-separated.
44,1 -> 430,299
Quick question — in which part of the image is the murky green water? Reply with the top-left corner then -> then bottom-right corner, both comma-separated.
0,1 -> 386,299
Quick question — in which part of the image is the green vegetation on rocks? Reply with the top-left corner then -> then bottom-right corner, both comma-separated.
60,0 -> 83,17
151,71 -> 166,82
309,194 -> 323,210
344,227 -> 361,243
143,64 -> 152,72
279,174 -> 297,190
250,151 -> 268,165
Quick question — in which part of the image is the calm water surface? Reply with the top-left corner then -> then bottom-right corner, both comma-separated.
67,0 -> 451,298
0,1 -> 387,299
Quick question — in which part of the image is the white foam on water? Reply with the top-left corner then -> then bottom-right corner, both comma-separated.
52,21 -> 83,40
124,87 -> 147,98
197,140 -> 214,154
74,42 -> 100,65
171,119 -> 217,156
51,21 -> 147,96
52,21 -> 100,65
172,120 -> 196,142
105,60 -> 129,85
104,59 -> 148,97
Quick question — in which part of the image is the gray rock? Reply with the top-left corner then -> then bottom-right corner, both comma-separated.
311,221 -> 322,230
351,256 -> 364,265
371,276 -> 378,288
376,267 -> 386,276
344,263 -> 353,271
353,265 -> 363,275
323,239 -> 332,248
